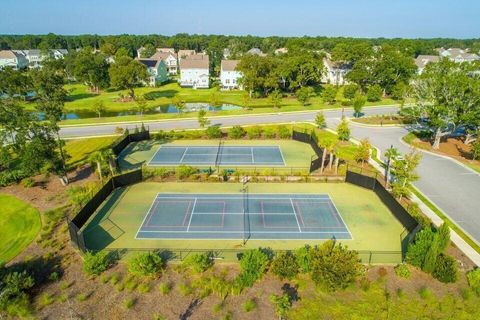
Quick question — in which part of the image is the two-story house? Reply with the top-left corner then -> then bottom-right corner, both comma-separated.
179,54 -> 209,89
414,55 -> 440,74
0,50 -> 28,70
220,60 -> 242,90
321,58 -> 350,85
138,59 -> 169,87
150,51 -> 178,75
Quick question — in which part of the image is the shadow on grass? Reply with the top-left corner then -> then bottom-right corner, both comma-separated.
144,89 -> 178,100
66,92 -> 99,102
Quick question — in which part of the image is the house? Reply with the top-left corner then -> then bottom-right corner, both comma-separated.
0,50 -> 28,70
137,59 -> 169,87
414,55 -> 440,74
136,47 -> 146,58
23,49 -> 46,68
274,48 -> 288,55
50,49 -> 68,60
223,48 -> 231,59
437,48 -> 480,63
178,49 -> 196,59
321,58 -> 350,85
179,54 -> 209,89
220,60 -> 242,90
150,51 -> 178,75
247,48 -> 266,56
157,48 -> 175,54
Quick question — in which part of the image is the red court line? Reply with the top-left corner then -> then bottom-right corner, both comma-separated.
189,201 -> 226,229
292,201 -> 347,229
144,200 -> 192,228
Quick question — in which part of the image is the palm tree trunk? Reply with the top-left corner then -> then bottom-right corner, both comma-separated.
320,148 -> 327,173
97,161 -> 103,182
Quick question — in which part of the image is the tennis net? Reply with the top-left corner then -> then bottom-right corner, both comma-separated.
215,140 -> 223,166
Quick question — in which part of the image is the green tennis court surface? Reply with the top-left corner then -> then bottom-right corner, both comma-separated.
136,193 -> 351,240
148,146 -> 285,166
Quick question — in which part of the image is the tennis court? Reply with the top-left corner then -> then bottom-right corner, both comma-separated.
148,145 -> 285,166
136,193 -> 351,240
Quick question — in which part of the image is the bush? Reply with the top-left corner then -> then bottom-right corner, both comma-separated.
175,165 -> 198,180
247,126 -> 263,139
366,85 -> 383,102
206,126 -> 222,139
228,126 -> 246,139
263,127 -> 277,139
296,86 -> 315,106
467,268 -> 480,295
237,249 -> 271,288
270,293 -> 292,319
128,252 -> 163,277
83,251 -> 112,276
310,240 -> 362,291
391,82 -> 409,100
394,263 -> 411,278
336,118 -> 350,141
343,84 -> 359,100
433,254 -> 457,283
181,252 -> 213,273
276,125 -> 291,139
177,282 -> 193,296
321,86 -> 338,104
406,227 -> 435,268
20,178 -> 35,188
123,297 -> 136,309
295,245 -> 312,273
158,282 -> 172,295
270,251 -> 299,280
242,298 -> 257,312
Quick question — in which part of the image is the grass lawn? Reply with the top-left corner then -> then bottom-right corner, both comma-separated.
0,194 -> 41,263
20,83 -> 398,125
82,182 -> 405,263
350,114 -> 409,125
65,136 -> 118,166
118,139 -> 315,172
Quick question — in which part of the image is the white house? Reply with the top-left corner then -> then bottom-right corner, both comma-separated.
150,51 -> 178,74
274,48 -> 288,55
247,48 -> 266,56
50,49 -> 68,60
414,55 -> 440,74
437,48 -> 480,63
179,54 -> 209,89
0,50 -> 28,70
321,58 -> 350,85
220,60 -> 242,90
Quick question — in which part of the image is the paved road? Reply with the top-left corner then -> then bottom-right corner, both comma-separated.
60,105 -> 480,244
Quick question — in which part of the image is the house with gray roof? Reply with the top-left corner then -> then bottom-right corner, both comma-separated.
179,54 -> 209,89
137,58 -> 169,87
220,60 -> 242,90
414,55 -> 441,74
0,50 -> 28,70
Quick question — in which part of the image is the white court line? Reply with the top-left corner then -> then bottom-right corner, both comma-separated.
137,230 -> 351,234
185,212 -> 297,215
290,198 -> 302,232
251,147 -> 255,163
327,195 -> 354,240
155,196 -> 332,200
178,147 -> 188,163
278,146 -> 287,166
134,195 -> 161,239
186,198 -> 198,232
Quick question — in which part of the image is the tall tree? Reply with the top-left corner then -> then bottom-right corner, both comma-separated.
108,55 -> 147,99
72,49 -> 110,92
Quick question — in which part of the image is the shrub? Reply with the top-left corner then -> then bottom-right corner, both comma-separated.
406,227 -> 435,268
315,112 -> 326,128
123,297 -> 136,309
177,282 -> 193,296
175,165 -> 198,180
38,293 -> 55,308
242,298 -> 257,312
182,252 -> 214,273
128,252 -> 164,277
20,178 -> 35,188
270,293 -> 292,319
467,268 -> 480,295
391,82 -> 409,100
76,293 -> 89,302
394,264 -> 411,278
237,249 -> 271,288
343,83 -> 359,100
263,127 -> 277,138
321,86 -> 338,104
418,286 -> 432,299
336,118 -> 350,141
83,251 -> 112,276
352,92 -> 367,117
295,245 -> 312,273
228,126 -> 246,139
158,282 -> 171,295
433,254 -> 457,283
366,84 -> 383,102
247,126 -> 263,139
206,126 -> 222,139
137,283 -> 151,293
276,125 -> 291,139
270,252 -> 299,280
296,86 -> 315,106
310,240 -> 362,291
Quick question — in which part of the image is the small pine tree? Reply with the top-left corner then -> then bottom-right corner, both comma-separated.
336,118 -> 350,141
315,112 -> 326,128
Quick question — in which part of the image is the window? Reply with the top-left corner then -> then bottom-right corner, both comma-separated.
226,79 -> 230,84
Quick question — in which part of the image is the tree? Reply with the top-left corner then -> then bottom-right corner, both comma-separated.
391,82 -> 409,101
391,150 -> 421,200
93,101 -> 106,118
108,55 -> 147,99
321,86 -> 338,104
310,240 -> 362,291
205,126 -> 222,139
83,251 -> 112,276
384,146 -> 400,187
277,49 -> 325,90
343,83 -> 359,100
72,48 -> 110,92
315,112 -> 326,128
197,109 -> 210,128
209,92 -> 221,107
336,118 -> 350,141
228,126 -> 246,139
135,96 -> 150,116
237,249 -> 270,287
366,84 -> 383,102
236,54 -> 280,96
412,59 -> 480,149
270,89 -> 282,108
296,86 -> 314,106
172,95 -> 186,113
473,139 -> 480,160
140,43 -> 156,58
0,67 -> 32,99
89,151 -> 106,182
433,254 -> 458,283
352,92 -> 367,117
354,139 -> 371,167
269,293 -> 292,320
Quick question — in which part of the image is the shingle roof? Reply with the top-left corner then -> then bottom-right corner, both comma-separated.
414,55 -> 440,69
178,49 -> 196,58
150,51 -> 176,61
180,55 -> 209,69
138,59 -> 159,68
0,50 -> 23,59
221,60 -> 239,71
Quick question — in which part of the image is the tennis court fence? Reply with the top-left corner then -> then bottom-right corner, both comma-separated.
67,169 -> 143,253
112,129 -> 150,156
292,127 -> 333,173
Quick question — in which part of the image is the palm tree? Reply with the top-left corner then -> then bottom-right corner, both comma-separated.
326,141 -> 337,171
384,145 -> 400,187
321,140 -> 336,173
102,149 -> 116,176
89,151 -> 105,182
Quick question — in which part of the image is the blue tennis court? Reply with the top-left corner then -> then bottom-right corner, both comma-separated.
135,193 -> 352,240
148,145 -> 285,166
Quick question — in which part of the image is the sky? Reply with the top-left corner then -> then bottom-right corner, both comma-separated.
1,0 -> 479,39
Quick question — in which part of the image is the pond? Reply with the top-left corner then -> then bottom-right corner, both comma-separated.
34,103 -> 243,120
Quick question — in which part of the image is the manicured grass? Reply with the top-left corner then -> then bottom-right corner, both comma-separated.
65,136 -> 118,166
410,187 -> 480,254
0,194 -> 41,263
83,182 -> 405,263
351,115 -> 408,125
